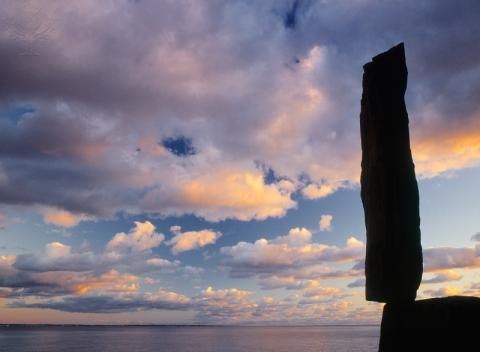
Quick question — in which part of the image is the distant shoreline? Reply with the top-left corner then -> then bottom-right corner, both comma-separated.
0,324 -> 380,327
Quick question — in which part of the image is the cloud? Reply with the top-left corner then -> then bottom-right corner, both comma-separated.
11,289 -> 192,313
7,285 -> 254,322
12,229 -> 177,277
41,207 -> 92,228
274,227 -> 312,245
422,270 -> 463,284
302,282 -> 343,299
257,265 -> 362,291
471,232 -> 480,242
220,227 -> 364,296
157,169 -> 297,221
0,263 -> 139,298
347,278 -> 366,288
422,287 -> 463,298
106,221 -> 164,254
5,229 -> 437,316
221,230 -> 363,276
0,0 -> 478,224
319,214 -> 333,231
423,246 -> 480,271
3,221 -> 375,325
8,285 -> 251,321
14,242 -> 96,273
0,221 -> 181,299
167,226 -> 222,254
182,265 -> 205,278
3,258 -> 380,325
194,286 -> 257,323
302,183 -> 339,200
412,121 -> 480,177
8,284 -> 372,324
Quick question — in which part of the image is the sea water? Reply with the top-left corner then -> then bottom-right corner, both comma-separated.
0,325 -> 379,352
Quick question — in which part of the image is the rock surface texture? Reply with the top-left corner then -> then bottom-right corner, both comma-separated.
379,296 -> 480,351
360,43 -> 423,303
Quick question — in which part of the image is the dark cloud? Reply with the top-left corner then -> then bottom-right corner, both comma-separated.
471,232 -> 480,242
14,252 -> 95,273
347,278 -> 365,288
10,294 -> 192,313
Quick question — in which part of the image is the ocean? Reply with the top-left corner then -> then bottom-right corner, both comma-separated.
0,325 -> 379,352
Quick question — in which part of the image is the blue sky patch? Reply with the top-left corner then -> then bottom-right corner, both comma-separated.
162,136 -> 196,157
0,104 -> 35,123
284,0 -> 300,29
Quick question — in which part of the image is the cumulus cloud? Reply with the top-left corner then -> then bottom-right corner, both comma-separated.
2,232 -> 377,324
106,221 -> 164,254
302,183 -> 339,200
2,224 -> 374,324
319,214 -> 333,231
274,227 -> 312,245
220,227 -> 365,297
152,169 -> 297,221
301,281 -> 343,300
0,221 -> 180,299
194,286 -> 258,323
167,226 -> 222,254
14,242 -> 96,273
221,229 -> 364,276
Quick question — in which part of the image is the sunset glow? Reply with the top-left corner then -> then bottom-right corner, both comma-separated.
0,0 -> 479,326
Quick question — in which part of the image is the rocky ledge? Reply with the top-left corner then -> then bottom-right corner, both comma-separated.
379,296 -> 480,351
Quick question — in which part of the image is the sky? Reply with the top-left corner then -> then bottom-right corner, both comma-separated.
0,0 -> 479,325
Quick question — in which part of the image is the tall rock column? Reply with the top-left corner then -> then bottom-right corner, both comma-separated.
360,43 -> 423,303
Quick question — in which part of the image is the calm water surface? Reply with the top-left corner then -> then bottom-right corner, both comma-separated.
0,325 -> 379,352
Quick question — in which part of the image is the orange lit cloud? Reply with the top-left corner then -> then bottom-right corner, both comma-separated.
167,226 -> 222,254
41,207 -> 92,228
422,269 -> 463,284
422,286 -> 463,297
412,118 -> 480,177
178,169 -> 296,221
302,183 -> 339,200
59,270 -> 139,295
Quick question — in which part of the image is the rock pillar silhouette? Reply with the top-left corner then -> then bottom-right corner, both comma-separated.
360,42 -> 423,303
